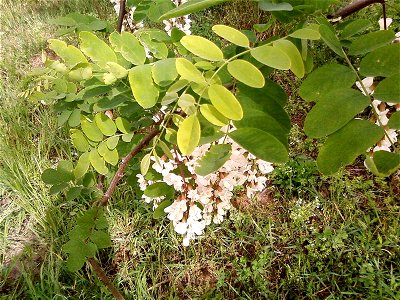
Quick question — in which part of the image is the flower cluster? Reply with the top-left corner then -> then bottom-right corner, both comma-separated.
109,0 -> 144,32
356,18 -> 399,153
163,0 -> 192,35
136,136 -> 274,246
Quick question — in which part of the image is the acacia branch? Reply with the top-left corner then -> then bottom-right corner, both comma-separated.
328,0 -> 385,20
117,0 -> 127,33
99,127 -> 160,207
88,258 -> 125,300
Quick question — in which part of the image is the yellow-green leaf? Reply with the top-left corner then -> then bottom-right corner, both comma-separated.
74,152 -> 90,179
109,32 -> 146,65
48,39 -> 88,68
227,60 -> 265,88
79,31 -> 117,68
177,114 -> 201,155
81,117 -> 103,142
71,129 -> 90,152
105,62 -> 128,79
200,104 -> 229,126
140,153 -> 151,175
89,149 -> 108,175
129,65 -> 159,108
273,39 -> 304,78
176,58 -> 205,83
94,113 -> 117,136
212,25 -> 249,47
208,84 -> 243,121
289,28 -> 321,40
180,35 -> 224,61
251,45 -> 291,70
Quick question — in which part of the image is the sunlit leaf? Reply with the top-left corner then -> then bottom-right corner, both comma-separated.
79,31 -> 117,68
109,31 -> 146,65
208,84 -> 243,120
251,45 -> 291,70
227,60 -> 265,88
176,58 -> 205,83
129,65 -> 159,108
273,39 -> 304,78
212,25 -> 250,47
177,114 -> 201,155
181,35 -> 224,61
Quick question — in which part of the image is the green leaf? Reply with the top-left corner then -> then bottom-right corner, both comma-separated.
234,108 -> 288,147
273,39 -> 304,78
109,32 -> 146,65
106,136 -> 120,149
129,65 -> 159,109
317,120 -> 385,175
153,199 -> 173,219
102,148 -> 119,166
66,251 -> 86,272
81,117 -> 103,142
50,182 -> 69,194
366,151 -> 400,176
74,152 -> 90,179
348,30 -> 395,55
359,44 -> 400,77
299,64 -> 357,102
212,25 -> 249,47
178,93 -> 196,115
140,153 -> 151,175
48,39 -> 88,68
105,62 -> 128,79
115,117 -> 131,134
152,58 -> 178,87
227,60 -> 265,88
208,84 -> 243,120
180,35 -> 223,61
177,114 -> 201,155
42,169 -> 61,185
229,128 -> 288,163
176,58 -> 205,83
90,231 -> 112,249
258,1 -> 293,11
89,150 -> 108,175
167,79 -> 189,93
94,113 -> 117,136
66,186 -> 83,201
251,45 -> 291,70
159,0 -> 228,20
341,19 -> 372,39
68,65 -> 92,81
304,89 -> 370,138
289,28 -> 320,40
195,144 -> 231,176
200,104 -> 229,126
71,129 -> 90,152
319,24 -> 344,58
79,31 -> 117,68
373,74 -> 400,103
388,111 -> 400,129
144,182 -> 174,198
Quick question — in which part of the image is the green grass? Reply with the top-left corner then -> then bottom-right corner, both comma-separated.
1,1 -> 399,299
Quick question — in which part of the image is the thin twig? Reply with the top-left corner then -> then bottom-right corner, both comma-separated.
328,0 -> 385,20
117,0 -> 127,33
88,258 -> 125,300
99,128 -> 160,207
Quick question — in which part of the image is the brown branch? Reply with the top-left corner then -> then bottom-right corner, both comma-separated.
99,128 -> 160,207
328,0 -> 385,20
117,0 -> 127,33
88,258 -> 125,300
